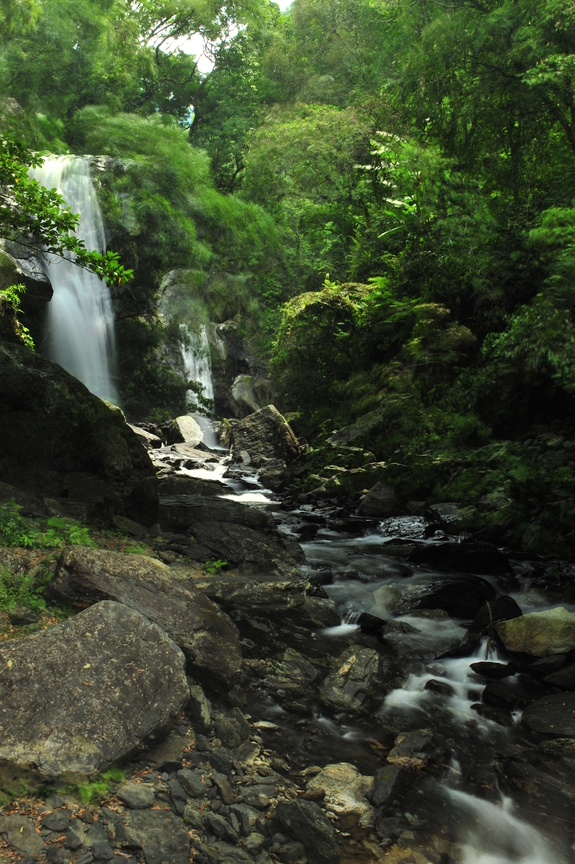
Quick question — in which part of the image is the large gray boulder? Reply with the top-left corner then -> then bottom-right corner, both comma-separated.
496,607 -> 575,657
51,547 -> 242,684
0,601 -> 189,780
0,339 -> 158,525
231,405 -> 300,467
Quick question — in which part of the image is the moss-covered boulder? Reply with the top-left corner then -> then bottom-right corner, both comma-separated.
0,339 -> 158,525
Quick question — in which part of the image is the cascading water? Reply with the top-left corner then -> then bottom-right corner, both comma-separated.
29,156 -> 118,404
180,323 -> 214,411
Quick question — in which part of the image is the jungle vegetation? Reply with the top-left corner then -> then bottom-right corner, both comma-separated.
2,0 -> 575,550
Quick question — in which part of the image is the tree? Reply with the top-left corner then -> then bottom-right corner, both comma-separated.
0,138 -> 131,284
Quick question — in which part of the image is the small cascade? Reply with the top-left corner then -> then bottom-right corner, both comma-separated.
30,156 -> 118,404
180,323 -> 214,412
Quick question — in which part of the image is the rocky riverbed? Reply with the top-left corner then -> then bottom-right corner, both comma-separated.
1,406 -> 575,864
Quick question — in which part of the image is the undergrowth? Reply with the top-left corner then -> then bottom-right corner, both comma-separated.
0,501 -> 96,549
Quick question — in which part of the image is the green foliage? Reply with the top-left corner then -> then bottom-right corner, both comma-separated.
0,501 -> 95,550
78,768 -> 125,803
204,558 -> 227,574
0,566 -> 48,614
0,282 -> 34,348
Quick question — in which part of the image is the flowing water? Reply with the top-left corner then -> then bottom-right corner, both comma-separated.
180,323 -> 214,411
30,156 -> 118,403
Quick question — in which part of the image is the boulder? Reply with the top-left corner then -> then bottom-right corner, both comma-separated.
0,815 -> 44,856
372,574 -> 496,620
496,607 -> 575,657
274,800 -> 339,864
157,473 -> 228,497
380,613 -> 465,660
307,763 -> 374,828
368,765 -> 413,809
51,547 -> 242,684
355,482 -> 399,517
469,596 -> 522,634
522,692 -> 575,737
128,424 -> 162,450
544,663 -> 575,690
0,601 -> 189,779
188,522 -> 299,573
159,494 -> 274,534
319,646 -> 395,714
0,339 -> 158,525
387,730 -> 435,769
231,405 -> 300,467
174,415 -> 203,445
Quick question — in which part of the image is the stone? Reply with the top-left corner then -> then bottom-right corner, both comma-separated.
186,683 -> 213,734
262,648 -> 319,697
470,661 -> 516,679
355,482 -> 399,517
65,820 -> 85,849
244,833 -> 265,853
424,678 -> 456,697
230,804 -> 260,836
117,783 -> 155,809
158,473 -> 227,497
544,663 -> 575,690
0,815 -> 44,855
42,810 -> 72,831
128,810 -> 191,864
258,457 -> 289,491
408,542 -> 513,576
51,547 -> 242,684
8,605 -> 39,625
469,596 -> 522,633
471,703 -> 513,726
231,406 -> 300,467
530,655 -> 569,678
204,812 -> 239,842
111,514 -> 149,539
482,681 -> 523,711
522,692 -> 575,737
372,573 -> 496,619
307,763 -> 374,828
368,765 -> 412,809
213,708 -> 250,749
387,730 -> 434,769
0,601 -> 189,779
497,607 -> 575,657
177,768 -> 209,798
191,569 -> 310,614
0,339 -> 158,525
128,425 -> 162,450
319,646 -> 394,714
426,502 -> 479,534
92,839 -> 114,859
0,479 -> 46,516
214,775 -> 235,804
174,415 -> 204,445
210,746 -> 233,775
278,841 -> 307,864
159,494 -> 274,534
274,800 -> 338,864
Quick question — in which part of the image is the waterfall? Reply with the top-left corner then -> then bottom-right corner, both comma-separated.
180,323 -> 214,412
29,156 -> 118,404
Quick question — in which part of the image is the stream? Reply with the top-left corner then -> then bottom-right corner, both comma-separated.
151,431 -> 574,864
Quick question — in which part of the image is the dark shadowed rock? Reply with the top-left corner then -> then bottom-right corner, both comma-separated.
128,811 -> 191,864
319,646 -> 395,714
544,663 -> 575,690
0,601 -> 189,779
159,494 -> 274,534
368,765 -> 413,809
522,692 -> 575,736
189,524 -> 300,574
231,406 -> 300,467
469,596 -> 522,634
51,547 -> 242,684
0,339 -> 158,525
373,574 -> 495,619
355,482 -> 399,517
274,799 -> 339,864
408,542 -> 513,577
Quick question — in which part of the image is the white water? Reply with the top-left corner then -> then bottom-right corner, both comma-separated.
30,156 -> 118,403
180,323 -> 214,411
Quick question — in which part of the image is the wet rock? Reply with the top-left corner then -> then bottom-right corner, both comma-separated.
0,815 -> 44,855
424,679 -> 455,697
319,646 -> 394,714
259,457 -> 289,491
387,730 -> 434,769
159,494 -> 273,534
408,542 -> 513,577
204,812 -> 239,842
0,339 -> 158,525
0,601 -> 189,779
157,473 -> 228,497
482,681 -> 524,711
469,595 -> 522,635
497,607 -> 575,657
368,765 -> 413,809
470,661 -> 516,679
262,648 -> 319,697
191,569 -> 325,620
357,612 -> 386,635
373,814 -> 401,848
51,547 -> 242,684
380,614 -> 465,660
543,663 -> 575,690
355,482 -> 399,517
231,406 -> 301,467
372,574 -> 495,619
128,810 -> 191,864
522,692 -> 575,736
274,800 -> 338,864
189,522 -> 299,574
307,763 -> 374,827
426,502 -> 479,534
470,703 -> 513,726
186,683 -> 213,734
530,655 -> 569,679
117,783 -> 155,809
